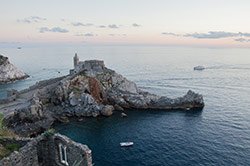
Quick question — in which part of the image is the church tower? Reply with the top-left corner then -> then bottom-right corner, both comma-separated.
73,53 -> 79,68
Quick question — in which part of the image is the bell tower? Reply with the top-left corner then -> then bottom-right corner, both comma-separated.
73,53 -> 79,68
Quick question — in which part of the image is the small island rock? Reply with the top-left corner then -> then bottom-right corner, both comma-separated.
0,55 -> 29,83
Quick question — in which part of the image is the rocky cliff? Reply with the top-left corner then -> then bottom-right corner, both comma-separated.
0,55 -> 29,83
1,59 -> 204,137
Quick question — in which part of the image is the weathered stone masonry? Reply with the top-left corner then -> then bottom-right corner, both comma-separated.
0,133 -> 92,166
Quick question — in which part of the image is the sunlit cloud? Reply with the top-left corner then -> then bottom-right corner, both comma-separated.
39,27 -> 69,33
17,16 -> 46,23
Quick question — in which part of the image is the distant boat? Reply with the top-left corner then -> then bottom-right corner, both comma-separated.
17,47 -> 22,49
120,142 -> 134,147
194,66 -> 205,71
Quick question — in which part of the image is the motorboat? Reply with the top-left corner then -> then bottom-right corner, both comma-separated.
120,142 -> 134,147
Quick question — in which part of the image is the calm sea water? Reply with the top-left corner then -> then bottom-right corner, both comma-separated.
1,45 -> 250,165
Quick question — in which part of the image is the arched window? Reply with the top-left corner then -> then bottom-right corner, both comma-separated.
59,143 -> 69,166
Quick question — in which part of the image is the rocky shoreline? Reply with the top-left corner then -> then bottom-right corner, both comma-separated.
0,55 -> 29,84
0,55 -> 204,137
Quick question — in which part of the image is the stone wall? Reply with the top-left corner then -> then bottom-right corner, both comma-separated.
0,133 -> 92,166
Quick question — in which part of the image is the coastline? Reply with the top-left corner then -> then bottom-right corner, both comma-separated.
0,55 -> 204,137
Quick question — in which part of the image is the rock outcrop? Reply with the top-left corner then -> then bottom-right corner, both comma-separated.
101,105 -> 114,116
0,56 -> 204,136
0,55 -> 29,83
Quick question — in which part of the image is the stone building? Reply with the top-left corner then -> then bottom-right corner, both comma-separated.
70,54 -> 105,75
0,133 -> 92,166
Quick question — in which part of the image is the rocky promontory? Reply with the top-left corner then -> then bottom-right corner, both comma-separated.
1,55 -> 204,136
0,55 -> 29,83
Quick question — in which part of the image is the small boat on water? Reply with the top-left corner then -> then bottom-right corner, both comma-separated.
120,142 -> 134,147
194,66 -> 205,71
121,112 -> 128,117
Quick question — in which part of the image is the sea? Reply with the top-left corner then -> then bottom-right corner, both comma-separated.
0,45 -> 250,166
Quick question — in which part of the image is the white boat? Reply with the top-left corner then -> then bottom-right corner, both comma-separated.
120,142 -> 134,147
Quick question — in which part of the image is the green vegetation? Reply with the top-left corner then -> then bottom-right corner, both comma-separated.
42,128 -> 56,138
0,143 -> 21,159
0,113 -> 16,138
5,143 -> 21,152
79,70 -> 87,76
0,113 -> 3,129
0,113 -> 20,159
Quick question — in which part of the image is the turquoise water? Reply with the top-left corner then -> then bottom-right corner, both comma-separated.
1,45 -> 250,165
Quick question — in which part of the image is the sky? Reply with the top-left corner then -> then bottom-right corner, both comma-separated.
1,0 -> 250,47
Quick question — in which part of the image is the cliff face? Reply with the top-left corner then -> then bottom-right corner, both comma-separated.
0,55 -> 29,83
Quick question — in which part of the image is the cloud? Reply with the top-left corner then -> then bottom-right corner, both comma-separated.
39,27 -> 69,33
162,32 -> 180,36
108,24 -> 119,29
17,16 -> 46,23
39,27 -> 50,33
184,31 -> 240,39
72,22 -> 84,26
132,23 -> 141,27
98,25 -> 106,28
234,38 -> 250,42
162,31 -> 250,39
76,33 -> 97,37
71,22 -> 94,27
84,33 -> 95,37
184,31 -> 250,39
238,32 -> 250,37
31,16 -> 46,20
109,34 -> 127,37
